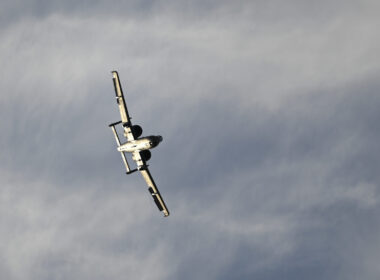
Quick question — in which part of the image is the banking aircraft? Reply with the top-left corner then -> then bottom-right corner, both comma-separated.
108,71 -> 169,217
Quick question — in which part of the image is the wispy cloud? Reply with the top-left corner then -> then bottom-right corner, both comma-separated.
1,1 -> 379,279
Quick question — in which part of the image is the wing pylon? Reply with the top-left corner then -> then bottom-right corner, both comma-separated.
140,168 -> 170,217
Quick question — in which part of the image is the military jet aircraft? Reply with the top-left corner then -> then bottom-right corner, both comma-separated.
108,71 -> 169,217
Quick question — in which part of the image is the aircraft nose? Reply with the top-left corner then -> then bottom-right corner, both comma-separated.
158,136 -> 163,142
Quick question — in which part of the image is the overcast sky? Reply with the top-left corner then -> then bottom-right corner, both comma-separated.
1,1 -> 380,279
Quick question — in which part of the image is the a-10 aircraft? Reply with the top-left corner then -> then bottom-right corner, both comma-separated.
108,71 -> 169,217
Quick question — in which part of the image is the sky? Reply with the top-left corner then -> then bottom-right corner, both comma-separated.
1,1 -> 380,279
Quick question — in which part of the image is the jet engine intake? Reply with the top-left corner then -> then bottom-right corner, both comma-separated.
140,150 -> 151,161
131,125 -> 143,138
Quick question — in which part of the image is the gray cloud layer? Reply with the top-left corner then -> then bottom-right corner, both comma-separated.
1,1 -> 380,279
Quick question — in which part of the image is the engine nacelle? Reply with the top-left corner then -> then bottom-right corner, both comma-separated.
131,125 -> 143,138
140,150 -> 151,161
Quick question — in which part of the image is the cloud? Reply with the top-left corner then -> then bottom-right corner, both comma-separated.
1,1 -> 380,279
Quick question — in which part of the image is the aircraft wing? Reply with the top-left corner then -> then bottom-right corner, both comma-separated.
112,71 -> 135,141
140,167 -> 170,217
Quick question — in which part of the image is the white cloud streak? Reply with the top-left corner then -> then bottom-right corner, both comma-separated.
1,1 -> 380,279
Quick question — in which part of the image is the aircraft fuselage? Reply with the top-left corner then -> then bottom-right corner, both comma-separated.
117,135 -> 163,153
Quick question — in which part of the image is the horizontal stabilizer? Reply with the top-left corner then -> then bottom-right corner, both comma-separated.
126,169 -> 138,175
108,120 -> 122,127
110,125 -> 133,173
